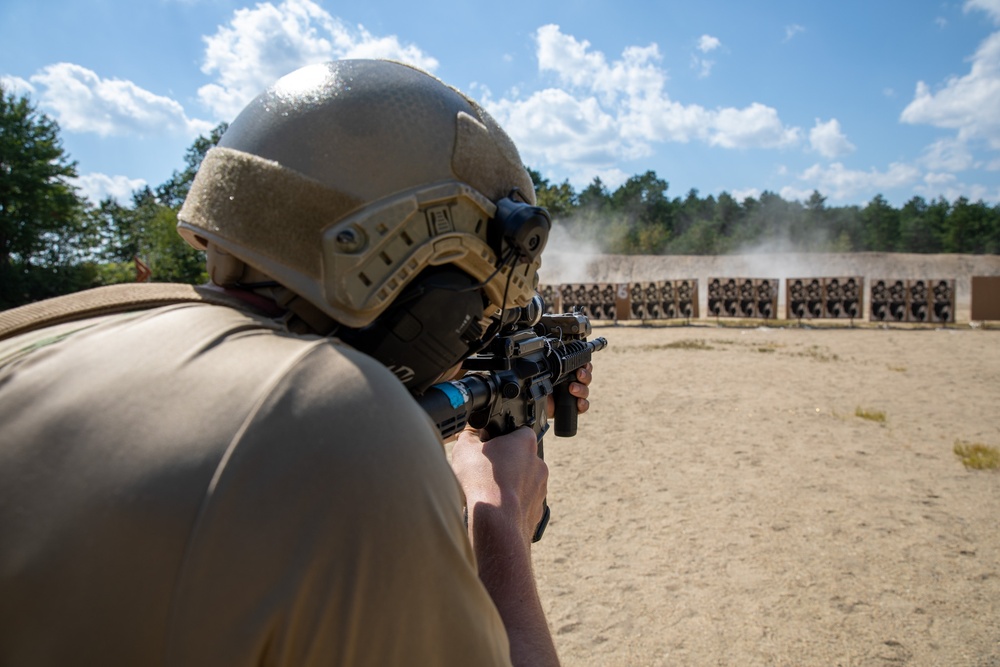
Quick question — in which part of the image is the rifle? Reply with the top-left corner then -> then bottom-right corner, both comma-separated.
416,296 -> 608,541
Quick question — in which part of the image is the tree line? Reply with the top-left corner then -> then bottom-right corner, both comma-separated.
3,84 -> 999,310
1,85 -> 220,309
530,169 -> 1000,257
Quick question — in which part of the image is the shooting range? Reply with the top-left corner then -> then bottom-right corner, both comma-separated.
537,252 -> 1000,323
870,279 -> 957,323
786,277 -> 863,320
527,252 -> 1000,666
540,275 -> 971,323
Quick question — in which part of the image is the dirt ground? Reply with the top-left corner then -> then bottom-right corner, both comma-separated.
533,322 -> 1000,666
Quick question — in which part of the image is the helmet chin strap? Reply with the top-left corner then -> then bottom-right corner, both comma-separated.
206,243 -> 246,286
270,286 -> 338,336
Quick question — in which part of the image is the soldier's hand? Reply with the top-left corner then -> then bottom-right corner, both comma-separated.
546,362 -> 592,418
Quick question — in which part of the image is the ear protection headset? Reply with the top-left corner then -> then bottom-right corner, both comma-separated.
338,196 -> 550,394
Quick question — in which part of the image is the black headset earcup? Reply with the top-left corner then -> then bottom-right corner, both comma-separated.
490,197 -> 551,262
339,269 -> 485,394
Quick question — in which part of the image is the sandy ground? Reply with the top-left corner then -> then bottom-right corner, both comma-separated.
533,322 -> 1000,666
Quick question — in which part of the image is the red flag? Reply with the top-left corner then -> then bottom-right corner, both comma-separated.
134,256 -> 151,282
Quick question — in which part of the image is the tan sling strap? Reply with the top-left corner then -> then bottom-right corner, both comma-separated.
0,283 -> 263,342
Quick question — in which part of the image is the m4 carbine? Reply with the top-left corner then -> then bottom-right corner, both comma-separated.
417,297 -> 608,541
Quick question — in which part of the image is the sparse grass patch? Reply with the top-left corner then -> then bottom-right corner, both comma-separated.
620,339 -> 717,353
712,319 -> 774,328
887,364 -> 907,372
855,407 -> 886,424
659,339 -> 714,351
798,345 -> 840,362
953,441 -> 1000,470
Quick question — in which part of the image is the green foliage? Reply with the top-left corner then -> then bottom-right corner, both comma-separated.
142,205 -> 207,284
0,94 -> 221,308
156,123 -> 227,208
854,406 -> 886,423
521,169 -> 1000,256
953,441 -> 1000,470
945,197 -> 998,254
527,167 -> 575,218
860,194 -> 900,251
899,196 -> 943,253
90,187 -> 207,285
577,177 -> 611,211
0,85 -> 93,308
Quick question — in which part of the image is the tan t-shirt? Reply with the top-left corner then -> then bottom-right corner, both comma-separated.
0,302 -> 511,666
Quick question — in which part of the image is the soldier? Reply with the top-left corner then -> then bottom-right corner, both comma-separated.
0,60 -> 592,667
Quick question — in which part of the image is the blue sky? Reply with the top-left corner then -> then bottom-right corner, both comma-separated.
3,0 -> 999,208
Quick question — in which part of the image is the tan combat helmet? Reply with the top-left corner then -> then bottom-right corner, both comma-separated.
178,60 -> 550,392
177,59 -> 546,331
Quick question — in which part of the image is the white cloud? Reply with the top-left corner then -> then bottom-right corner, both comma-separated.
900,31 -> 1000,148
778,185 -> 816,202
916,172 -> 999,202
486,24 -> 801,181
784,24 -> 805,42
198,0 -> 438,120
620,95 -> 711,145
589,166 -> 630,190
965,0 -> 1000,24
535,25 -> 664,102
691,54 -> 715,78
920,137 -> 976,171
72,172 -> 147,204
691,36 -> 721,78
13,0 -> 442,138
797,162 -> 922,201
809,118 -> 856,158
709,103 -> 801,149
731,187 -> 762,203
698,35 -> 721,53
924,172 -> 958,187
28,63 -> 213,138
485,88 -> 626,166
1,75 -> 35,97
